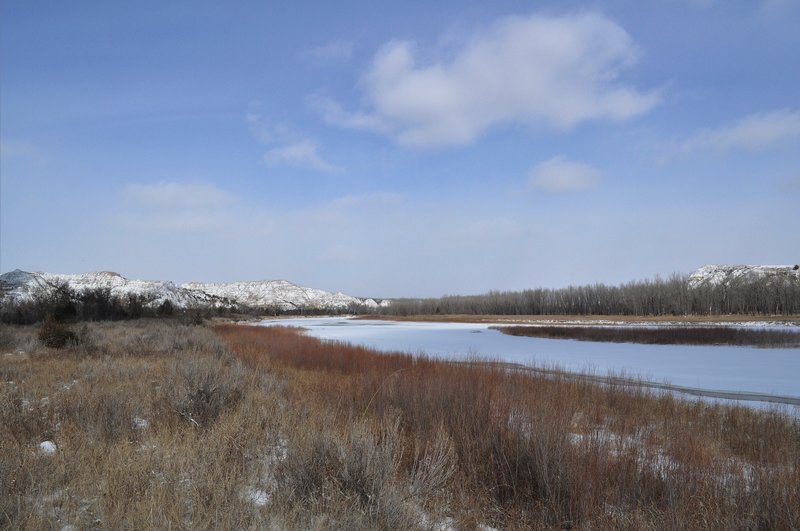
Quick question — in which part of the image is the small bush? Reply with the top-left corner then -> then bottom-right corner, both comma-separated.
37,318 -> 78,349
168,354 -> 244,429
0,324 -> 18,351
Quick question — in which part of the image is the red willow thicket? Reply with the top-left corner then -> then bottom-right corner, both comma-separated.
214,324 -> 800,529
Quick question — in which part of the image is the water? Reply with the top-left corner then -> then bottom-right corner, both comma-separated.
259,317 -> 800,404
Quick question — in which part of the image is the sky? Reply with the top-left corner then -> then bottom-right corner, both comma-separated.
1,0 -> 799,298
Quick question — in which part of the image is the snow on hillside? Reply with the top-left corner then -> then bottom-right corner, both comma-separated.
0,269 -> 384,311
0,270 -> 228,309
689,264 -> 800,289
182,279 -> 376,311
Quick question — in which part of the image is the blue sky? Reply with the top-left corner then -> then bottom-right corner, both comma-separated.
2,0 -> 799,297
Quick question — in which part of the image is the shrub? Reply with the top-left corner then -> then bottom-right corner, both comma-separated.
37,318 -> 78,349
167,354 -> 244,429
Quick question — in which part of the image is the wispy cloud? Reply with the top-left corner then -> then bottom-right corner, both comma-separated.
263,139 -> 342,173
307,93 -> 392,134
0,140 -> 44,164
125,182 -> 233,210
328,192 -> 405,209
529,156 -> 601,193
678,109 -> 800,154
304,40 -> 354,63
123,182 -> 235,231
316,12 -> 660,148
247,103 -> 342,173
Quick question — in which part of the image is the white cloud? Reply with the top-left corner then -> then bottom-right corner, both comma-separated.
529,156 -> 601,193
679,109 -> 800,153
264,139 -> 342,173
318,12 -> 659,148
247,103 -> 341,173
307,94 -> 392,134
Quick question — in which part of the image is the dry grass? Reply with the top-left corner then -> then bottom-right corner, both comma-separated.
1,319 -> 798,529
216,324 -> 800,529
494,324 -> 800,347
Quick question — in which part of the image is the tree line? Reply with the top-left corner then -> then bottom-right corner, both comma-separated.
380,273 -> 800,316
0,281 -> 216,324
4,271 -> 799,323
0,281 -> 377,324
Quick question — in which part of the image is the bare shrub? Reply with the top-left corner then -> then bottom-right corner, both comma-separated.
166,354 -> 244,429
409,424 -> 457,500
273,416 -> 419,529
38,318 -> 78,349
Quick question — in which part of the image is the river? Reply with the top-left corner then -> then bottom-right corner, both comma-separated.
258,317 -> 800,408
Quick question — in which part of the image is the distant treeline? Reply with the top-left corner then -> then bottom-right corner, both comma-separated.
4,272 -> 800,324
380,274 -> 800,316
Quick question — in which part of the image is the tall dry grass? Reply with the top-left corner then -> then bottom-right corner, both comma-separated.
216,323 -> 800,529
0,321 -> 286,529
2,319 -> 798,529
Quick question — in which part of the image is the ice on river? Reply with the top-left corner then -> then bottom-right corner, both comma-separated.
259,317 -> 800,406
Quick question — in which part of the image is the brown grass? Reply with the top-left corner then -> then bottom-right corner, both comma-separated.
1,319 -> 798,529
215,324 -> 800,529
494,324 -> 800,347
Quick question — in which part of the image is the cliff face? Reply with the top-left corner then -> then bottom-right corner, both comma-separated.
688,264 -> 800,289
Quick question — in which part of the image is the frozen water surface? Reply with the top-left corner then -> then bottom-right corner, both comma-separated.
259,317 -> 800,407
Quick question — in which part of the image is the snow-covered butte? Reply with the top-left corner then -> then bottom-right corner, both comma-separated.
689,264 -> 800,289
0,270 -> 228,309
0,269 -> 382,311
183,279 -> 377,311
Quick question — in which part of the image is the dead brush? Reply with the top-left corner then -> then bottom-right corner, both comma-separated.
166,353 -> 245,429
272,414 -> 421,530
0,385 -> 59,464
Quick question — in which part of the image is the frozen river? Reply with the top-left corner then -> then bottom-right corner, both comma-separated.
259,317 -> 800,406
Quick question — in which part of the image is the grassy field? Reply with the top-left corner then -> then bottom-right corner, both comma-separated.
2,319 -> 799,529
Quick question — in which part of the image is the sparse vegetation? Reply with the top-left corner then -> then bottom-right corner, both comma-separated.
494,324 -> 800,347
1,319 -> 798,529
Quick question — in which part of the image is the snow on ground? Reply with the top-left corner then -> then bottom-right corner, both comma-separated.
242,488 -> 270,507
39,441 -> 57,455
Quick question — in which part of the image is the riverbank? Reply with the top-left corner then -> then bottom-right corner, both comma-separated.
357,313 -> 800,325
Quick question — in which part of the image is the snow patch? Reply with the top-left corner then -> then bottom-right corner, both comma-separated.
689,264 -> 800,288
39,440 -> 57,455
243,487 -> 270,507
